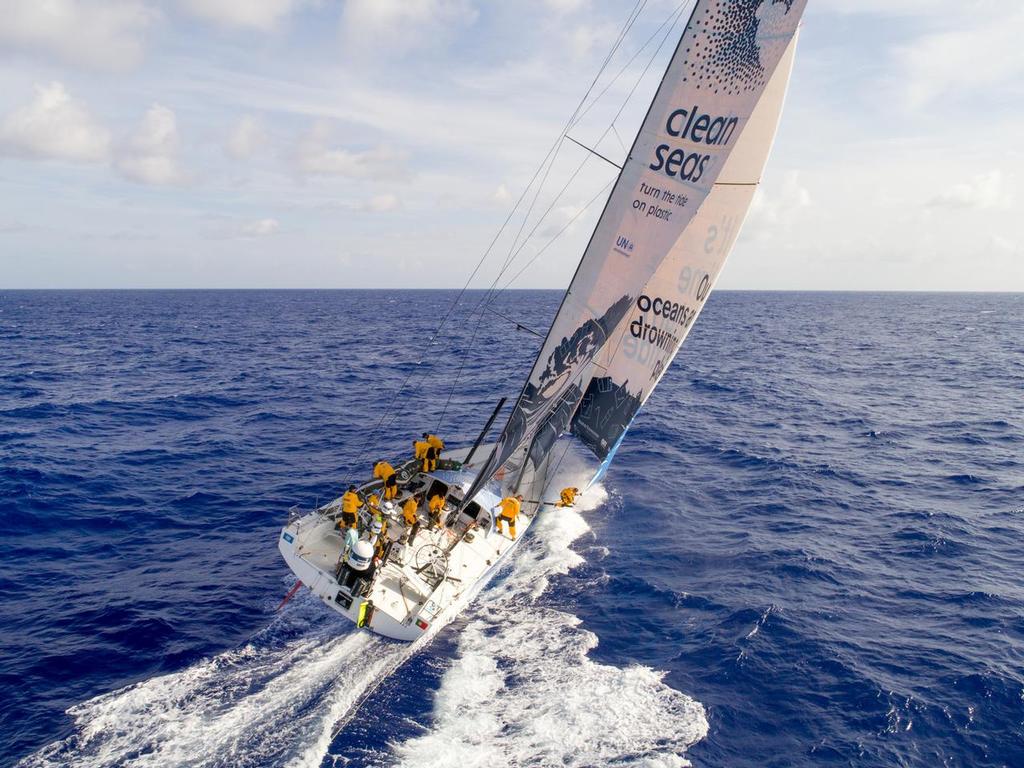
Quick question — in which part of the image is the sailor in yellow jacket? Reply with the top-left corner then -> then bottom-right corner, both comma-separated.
493,494 -> 523,540
340,485 -> 362,530
373,459 -> 398,500
556,487 -> 580,507
403,493 -> 423,545
423,432 -> 444,469
428,493 -> 446,529
413,439 -> 432,472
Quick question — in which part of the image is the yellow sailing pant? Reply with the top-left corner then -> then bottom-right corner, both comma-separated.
496,514 -> 517,539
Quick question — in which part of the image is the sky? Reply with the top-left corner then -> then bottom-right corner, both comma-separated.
0,0 -> 1020,291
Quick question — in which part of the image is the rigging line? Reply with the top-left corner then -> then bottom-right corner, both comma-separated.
440,1 -> 646,333
497,0 -> 648,279
430,3 -> 651,434
495,180 -> 615,293
486,307 -> 544,338
565,135 -> 623,170
431,176 -> 608,443
354,4 -> 685,475
567,0 -> 692,134
493,1 -> 686,290
352,5 -> 649,465
485,2 -> 686,300
562,13 -> 697,381
611,124 -> 629,155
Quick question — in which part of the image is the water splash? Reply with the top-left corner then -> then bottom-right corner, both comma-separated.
391,456 -> 708,767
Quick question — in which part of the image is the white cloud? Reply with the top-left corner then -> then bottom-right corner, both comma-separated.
116,104 -> 187,185
987,233 -> 1017,256
0,0 -> 154,70
225,115 -> 266,159
0,82 -> 111,162
241,217 -> 279,236
295,121 -> 408,179
745,171 -> 811,241
179,0 -> 312,31
495,183 -> 511,203
362,194 -> 400,212
927,170 -> 1012,211
567,23 -> 617,61
540,202 -> 587,238
893,7 -> 1024,108
341,0 -> 477,54
815,0 -> 958,15
545,0 -> 589,13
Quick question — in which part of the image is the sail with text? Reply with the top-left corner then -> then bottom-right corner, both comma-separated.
464,0 -> 807,502
572,33 -> 799,475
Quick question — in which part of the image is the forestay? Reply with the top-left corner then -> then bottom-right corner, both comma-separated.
466,0 -> 807,500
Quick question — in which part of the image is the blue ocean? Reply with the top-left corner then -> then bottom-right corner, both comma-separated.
1,289 -> 1022,767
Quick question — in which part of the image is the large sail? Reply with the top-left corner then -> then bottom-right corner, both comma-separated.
572,33 -> 799,472
466,0 -> 806,500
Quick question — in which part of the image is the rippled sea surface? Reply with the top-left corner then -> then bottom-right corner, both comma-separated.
1,290 -> 1022,768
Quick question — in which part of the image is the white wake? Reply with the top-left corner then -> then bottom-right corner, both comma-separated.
390,457 -> 708,767
23,457 -> 707,767
20,597 -> 408,768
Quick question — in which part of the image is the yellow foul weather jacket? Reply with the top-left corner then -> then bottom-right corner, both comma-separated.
342,491 -> 360,515
498,496 -> 521,520
403,498 -> 419,526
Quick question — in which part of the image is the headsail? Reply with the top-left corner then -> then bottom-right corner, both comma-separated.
466,0 -> 807,501
573,32 -> 800,474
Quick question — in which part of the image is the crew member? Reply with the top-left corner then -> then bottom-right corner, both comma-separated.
413,439 -> 432,472
367,516 -> 384,552
423,433 -> 445,465
373,459 -> 398,500
342,525 -> 359,560
428,492 -> 446,529
337,540 -> 376,596
373,522 -> 391,562
366,492 -> 382,518
340,485 -> 361,530
403,493 -> 423,546
493,494 -> 523,540
556,487 -> 580,507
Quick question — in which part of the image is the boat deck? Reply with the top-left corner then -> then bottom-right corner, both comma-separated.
283,461 -> 528,637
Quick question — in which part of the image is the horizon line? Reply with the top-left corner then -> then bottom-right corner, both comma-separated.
2,287 -> 1023,294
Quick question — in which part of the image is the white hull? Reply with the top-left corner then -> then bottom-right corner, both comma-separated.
278,448 -> 544,641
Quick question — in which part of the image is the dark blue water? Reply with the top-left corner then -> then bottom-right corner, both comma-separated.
2,290 -> 1022,767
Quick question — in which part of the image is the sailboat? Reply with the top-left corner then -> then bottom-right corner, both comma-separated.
278,0 -> 807,641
